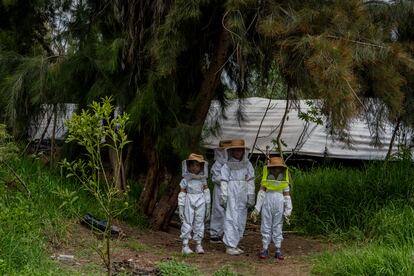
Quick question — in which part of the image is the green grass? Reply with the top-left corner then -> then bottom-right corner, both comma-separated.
312,243 -> 414,276
157,260 -> 202,276
0,159 -> 72,275
3,155 -> 414,275
292,161 -> 414,236
213,265 -> 240,276
0,156 -> 146,275
123,239 -> 149,251
291,161 -> 414,275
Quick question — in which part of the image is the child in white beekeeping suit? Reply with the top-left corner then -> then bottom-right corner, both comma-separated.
220,139 -> 255,255
210,140 -> 232,243
250,157 -> 293,260
177,153 -> 211,254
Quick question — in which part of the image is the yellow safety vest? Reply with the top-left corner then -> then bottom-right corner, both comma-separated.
261,166 -> 289,191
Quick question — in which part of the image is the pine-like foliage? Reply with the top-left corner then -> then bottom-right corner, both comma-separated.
1,0 -> 414,227
223,0 -> 414,141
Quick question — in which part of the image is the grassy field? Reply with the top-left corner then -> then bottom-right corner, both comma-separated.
1,156 -> 414,275
0,157 -> 145,275
292,160 -> 414,275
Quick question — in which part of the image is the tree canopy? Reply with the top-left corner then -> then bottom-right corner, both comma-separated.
1,0 -> 414,229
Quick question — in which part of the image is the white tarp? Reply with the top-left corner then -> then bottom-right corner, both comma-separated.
29,104 -> 77,141
203,97 -> 410,160
31,98 -> 411,160
29,104 -> 121,141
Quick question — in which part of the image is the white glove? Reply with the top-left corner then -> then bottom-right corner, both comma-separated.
250,209 -> 260,223
205,204 -> 211,222
178,191 -> 186,222
247,194 -> 255,207
220,181 -> 228,207
220,195 -> 227,207
204,189 -> 211,221
247,174 -> 255,208
283,195 -> 292,218
178,191 -> 186,206
254,190 -> 266,213
179,205 -> 185,222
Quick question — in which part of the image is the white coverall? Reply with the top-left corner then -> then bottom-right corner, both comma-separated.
259,173 -> 290,250
179,162 -> 209,243
209,149 -> 226,238
261,190 -> 287,249
221,156 -> 255,249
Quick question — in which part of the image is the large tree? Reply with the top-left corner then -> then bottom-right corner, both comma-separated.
1,0 -> 413,229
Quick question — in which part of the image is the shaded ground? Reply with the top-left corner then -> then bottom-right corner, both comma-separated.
50,220 -> 329,275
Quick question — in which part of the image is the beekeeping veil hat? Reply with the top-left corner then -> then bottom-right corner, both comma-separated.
182,153 -> 208,180
214,139 -> 232,164
267,157 -> 287,168
224,139 -> 250,170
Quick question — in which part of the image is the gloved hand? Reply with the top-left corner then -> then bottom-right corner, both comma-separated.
247,194 -> 255,207
205,203 -> 211,222
220,194 -> 227,207
283,195 -> 292,219
220,181 -> 228,207
254,189 -> 265,213
178,191 -> 186,222
204,188 -> 211,221
250,209 -> 260,223
179,205 -> 185,222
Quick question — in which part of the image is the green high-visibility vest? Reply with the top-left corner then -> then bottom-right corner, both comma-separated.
261,166 -> 289,191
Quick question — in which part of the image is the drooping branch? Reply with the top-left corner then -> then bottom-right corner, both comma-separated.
386,116 -> 402,160
275,86 -> 290,161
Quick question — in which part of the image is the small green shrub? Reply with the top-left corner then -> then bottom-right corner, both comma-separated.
213,265 -> 239,276
157,260 -> 202,276
61,97 -> 131,275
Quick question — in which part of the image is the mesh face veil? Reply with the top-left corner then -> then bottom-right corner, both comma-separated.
214,148 -> 226,163
214,139 -> 232,164
224,147 -> 249,170
221,139 -> 250,169
182,159 -> 208,180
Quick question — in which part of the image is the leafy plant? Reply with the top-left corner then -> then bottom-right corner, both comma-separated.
213,265 -> 239,276
0,124 -> 30,196
157,260 -> 202,276
61,97 -> 131,276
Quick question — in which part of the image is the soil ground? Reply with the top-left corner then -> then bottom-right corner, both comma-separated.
50,220 -> 329,275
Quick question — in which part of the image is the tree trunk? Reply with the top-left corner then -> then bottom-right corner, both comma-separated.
150,27 -> 231,230
192,27 -> 232,127
108,148 -> 127,191
150,174 -> 181,230
139,140 -> 160,216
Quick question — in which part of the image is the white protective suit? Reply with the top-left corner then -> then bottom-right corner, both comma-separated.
220,149 -> 255,249
254,171 -> 292,250
179,160 -> 210,243
209,148 -> 226,239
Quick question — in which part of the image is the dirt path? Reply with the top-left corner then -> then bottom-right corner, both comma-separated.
51,220 -> 328,275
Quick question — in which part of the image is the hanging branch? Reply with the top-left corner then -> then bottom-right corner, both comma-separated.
50,104 -> 58,167
275,86 -> 290,161
285,100 -> 323,161
285,121 -> 317,162
34,109 -> 53,155
1,159 -> 31,198
386,116 -> 402,160
249,98 -> 272,160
